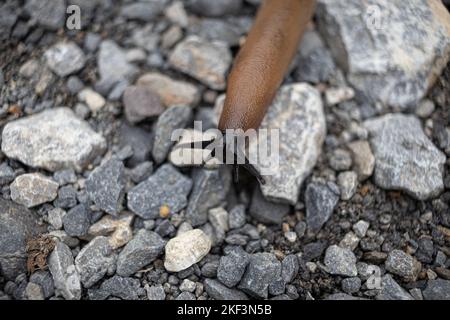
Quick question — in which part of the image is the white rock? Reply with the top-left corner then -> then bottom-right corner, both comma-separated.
44,41 -> 86,77
164,229 -> 211,272
78,88 -> 105,112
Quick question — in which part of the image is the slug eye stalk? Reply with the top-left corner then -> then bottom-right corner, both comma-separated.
173,132 -> 266,185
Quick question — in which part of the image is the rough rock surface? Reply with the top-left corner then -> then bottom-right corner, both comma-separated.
44,42 -> 86,77
1,108 -> 106,172
10,173 -> 58,208
250,84 -> 326,204
365,113 -> 446,200
305,182 -> 339,232
316,0 -> 450,108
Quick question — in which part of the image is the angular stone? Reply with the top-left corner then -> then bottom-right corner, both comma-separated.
324,245 -> 357,277
186,0 -> 243,17
116,230 -> 165,277
249,186 -> 290,225
365,114 -> 445,200
204,279 -> 248,300
29,271 -> 55,299
48,242 -> 82,300
186,168 -> 230,227
385,249 -> 421,282
316,0 -> 450,108
89,275 -> 145,300
376,274 -> 413,300
62,204 -> 91,237
164,229 -> 211,272
88,212 -> 134,249
120,1 -> 165,21
217,248 -> 250,288
347,140 -> 375,181
97,40 -> 138,92
329,149 -> 352,171
423,279 -> 450,300
238,253 -> 281,299
44,42 -> 86,77
137,72 -> 200,107
123,85 -> 164,124
10,173 -> 58,208
25,0 -> 65,30
1,107 -> 106,172
118,122 -> 153,167
127,164 -> 192,219
152,106 -> 192,164
228,204 -> 246,230
353,220 -> 370,238
281,254 -> 299,284
305,182 -> 339,233
250,84 -> 326,204
85,159 -> 125,216
0,162 -> 15,185
146,284 -> 166,300
169,35 -> 232,90
337,171 -> 358,201
74,236 -> 116,288
0,199 -> 45,280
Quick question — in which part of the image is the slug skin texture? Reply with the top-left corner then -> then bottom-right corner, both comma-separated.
219,0 -> 316,132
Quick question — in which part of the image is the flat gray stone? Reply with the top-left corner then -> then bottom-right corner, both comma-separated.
1,107 -> 106,172
385,249 -> 421,282
365,113 -> 445,200
217,247 -> 250,288
423,279 -> 450,300
316,0 -> 450,108
376,274 -> 413,300
116,230 -> 165,277
250,84 -> 326,204
123,85 -> 164,123
10,173 -> 59,208
249,186 -> 290,225
204,279 -> 248,300
0,198 -> 45,280
324,245 -> 357,277
62,204 -> 91,237
85,159 -> 125,216
305,182 -> 339,233
44,42 -> 86,77
48,242 -> 82,300
74,236 -> 116,288
25,0 -> 65,30
88,276 -> 145,300
127,164 -> 192,219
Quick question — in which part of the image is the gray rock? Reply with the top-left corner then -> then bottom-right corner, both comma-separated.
329,149 -> 352,171
180,279 -> 196,292
294,29 -> 336,83
376,274 -> 413,300
97,40 -> 138,92
281,255 -> 299,284
44,42 -> 86,77
53,169 -> 77,186
188,18 -> 248,47
0,2 -> 18,42
48,242 -> 82,300
365,114 -> 445,200
74,236 -> 116,288
208,207 -> 229,245
176,291 -> 196,300
25,0 -> 65,30
164,229 -> 212,272
10,173 -> 59,208
295,221 -> 307,238
128,161 -> 153,183
217,248 -> 250,288
152,105 -> 192,164
169,35 -> 232,90
352,220 -> 370,238
325,293 -> 366,300
127,164 -> 192,219
186,168 -> 230,227
62,204 -> 91,237
66,76 -> 84,94
0,163 -> 15,185
238,253 -> 281,299
341,277 -> 361,294
324,245 -> 357,277
146,284 -> 166,300
228,205 -> 246,230
186,0 -> 242,17
89,276 -> 145,300
316,0 -> 450,108
303,240 -> 328,261
337,171 -> 358,200
119,122 -> 153,167
123,85 -> 164,124
251,84 -> 326,204
25,282 -> 44,300
0,199 -> 45,280
1,108 -> 106,172
86,159 -> 125,216
120,1 -> 165,21
305,182 -> 339,233
423,279 -> 450,300
116,230 -> 165,277
249,186 -> 290,225
347,140 -> 375,181
29,271 -> 54,299
201,261 -> 219,278
54,185 -> 78,209
385,249 -> 421,282
204,279 -> 248,300
415,238 -> 434,264
416,99 -> 435,118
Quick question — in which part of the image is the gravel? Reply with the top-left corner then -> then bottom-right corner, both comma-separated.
62,204 -> 91,237
204,279 -> 248,300
385,249 -> 421,282
305,182 -> 339,233
217,247 -> 249,288
44,42 -> 86,77
123,85 -> 164,123
422,279 -> 450,300
10,173 -> 58,208
324,245 -> 358,277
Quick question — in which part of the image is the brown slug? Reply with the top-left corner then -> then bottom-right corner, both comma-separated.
218,0 -> 316,132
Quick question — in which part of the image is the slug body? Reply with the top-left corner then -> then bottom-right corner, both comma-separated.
218,0 -> 316,132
